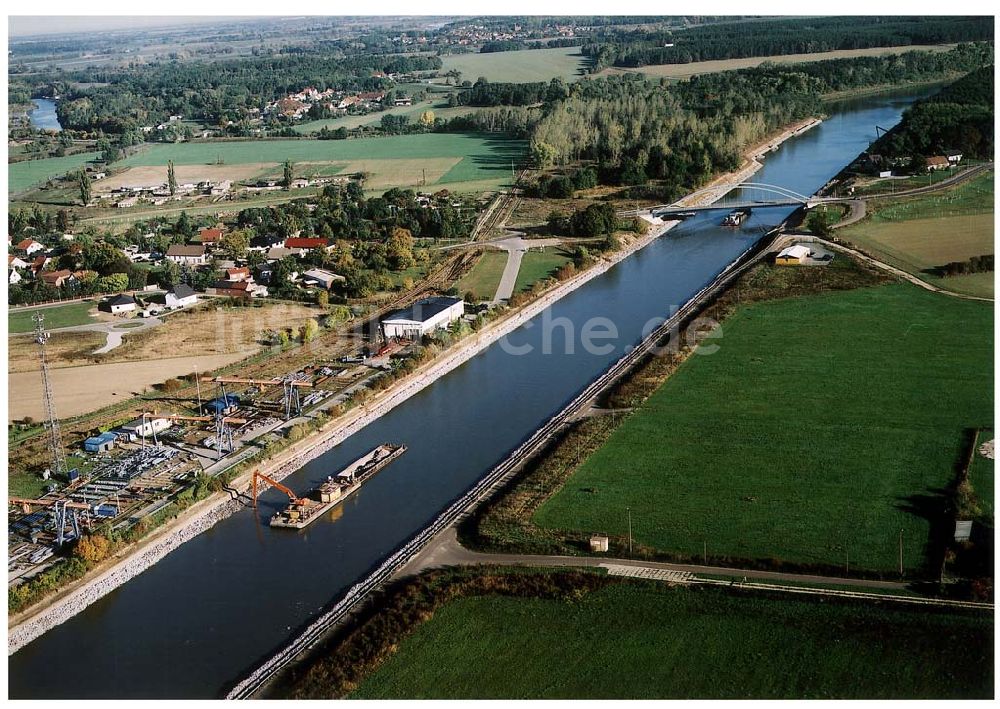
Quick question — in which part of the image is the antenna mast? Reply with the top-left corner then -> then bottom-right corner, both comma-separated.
33,313 -> 66,477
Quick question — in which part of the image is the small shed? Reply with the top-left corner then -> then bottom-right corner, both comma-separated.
775,244 -> 811,265
954,520 -> 973,542
84,432 -> 117,453
590,534 -> 610,553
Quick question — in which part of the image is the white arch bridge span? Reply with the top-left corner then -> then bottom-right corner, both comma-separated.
622,182 -> 840,218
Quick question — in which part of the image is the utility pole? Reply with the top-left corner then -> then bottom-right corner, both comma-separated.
899,529 -> 904,576
627,507 -> 632,558
33,313 -> 66,478
703,540 -> 707,565
195,367 -> 202,411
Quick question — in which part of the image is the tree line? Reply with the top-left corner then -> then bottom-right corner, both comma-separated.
873,64 -> 994,160
582,16 -> 994,70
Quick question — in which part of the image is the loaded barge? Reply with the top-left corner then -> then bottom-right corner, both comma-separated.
252,444 -> 406,529
721,207 -> 751,226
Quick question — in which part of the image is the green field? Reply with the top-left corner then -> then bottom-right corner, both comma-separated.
9,302 -> 97,333
456,251 -> 508,300
441,47 -> 589,83
119,133 -> 523,192
8,152 -> 101,193
534,283 -> 993,574
353,583 -> 993,699
514,247 -> 574,293
839,170 -> 994,297
969,430 -> 995,520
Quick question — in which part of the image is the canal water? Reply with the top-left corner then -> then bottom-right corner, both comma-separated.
28,99 -> 62,132
8,88 -> 934,699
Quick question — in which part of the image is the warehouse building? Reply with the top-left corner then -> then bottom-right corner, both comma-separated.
381,296 -> 464,340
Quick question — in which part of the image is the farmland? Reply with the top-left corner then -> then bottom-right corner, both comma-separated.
838,170 -> 994,297
440,46 -> 589,83
8,152 -> 101,194
352,582 -> 993,699
292,100 -> 474,134
599,44 -> 958,80
533,283 -> 994,575
113,133 -> 524,193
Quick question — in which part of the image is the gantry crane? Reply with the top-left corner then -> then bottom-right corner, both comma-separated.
140,412 -> 247,459
199,375 -> 314,419
251,470 -> 308,508
10,497 -> 91,545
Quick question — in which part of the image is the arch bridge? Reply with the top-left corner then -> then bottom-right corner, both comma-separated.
633,182 -> 832,218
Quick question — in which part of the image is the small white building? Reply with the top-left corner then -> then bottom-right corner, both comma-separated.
775,244 -> 812,265
381,296 -> 464,340
9,269 -> 22,285
120,416 -> 172,439
165,284 -> 198,308
101,293 -> 137,314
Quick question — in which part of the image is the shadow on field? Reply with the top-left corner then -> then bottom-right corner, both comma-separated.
895,488 -> 951,578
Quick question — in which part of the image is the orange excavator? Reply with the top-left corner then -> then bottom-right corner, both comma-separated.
251,471 -> 308,508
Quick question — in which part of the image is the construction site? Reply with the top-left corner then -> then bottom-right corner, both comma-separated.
6,306 -> 428,586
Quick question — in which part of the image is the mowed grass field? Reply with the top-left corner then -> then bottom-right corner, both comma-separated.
599,44 -> 957,80
534,283 -> 994,574
514,247 -> 574,293
440,46 -> 589,83
352,583 -> 993,699
840,170 -> 994,297
116,133 -> 524,193
8,302 -> 97,333
456,251 -> 508,300
8,151 -> 101,193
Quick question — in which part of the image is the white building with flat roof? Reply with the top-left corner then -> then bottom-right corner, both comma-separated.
381,296 -> 464,339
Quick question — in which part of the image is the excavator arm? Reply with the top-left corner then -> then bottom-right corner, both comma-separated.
251,471 -> 306,506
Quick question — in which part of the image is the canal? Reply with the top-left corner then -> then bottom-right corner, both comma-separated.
8,88 -> 934,699
28,98 -> 62,132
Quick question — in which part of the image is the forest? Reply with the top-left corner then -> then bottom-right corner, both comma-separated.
873,65 -> 995,160
583,16 -> 994,70
526,44 -> 993,198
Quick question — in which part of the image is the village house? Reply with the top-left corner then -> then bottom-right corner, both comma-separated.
165,244 -> 208,266
8,255 -> 28,271
198,227 -> 224,245
206,279 -> 267,298
925,156 -> 951,172
16,238 -> 45,256
9,268 -> 22,285
284,237 -> 331,251
224,267 -> 252,282
29,255 -> 52,276
40,269 -> 76,289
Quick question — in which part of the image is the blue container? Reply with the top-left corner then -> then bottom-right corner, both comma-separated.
67,468 -> 80,482
92,504 -> 118,518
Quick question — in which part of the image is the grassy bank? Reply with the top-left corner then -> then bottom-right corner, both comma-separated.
282,568 -> 992,699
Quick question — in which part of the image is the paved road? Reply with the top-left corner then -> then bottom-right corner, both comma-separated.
36,316 -> 164,354
397,528 -> 911,591
829,199 -> 866,229
490,236 -> 566,303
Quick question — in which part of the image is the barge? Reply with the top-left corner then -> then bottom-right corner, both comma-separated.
263,444 -> 406,529
721,207 -> 751,226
